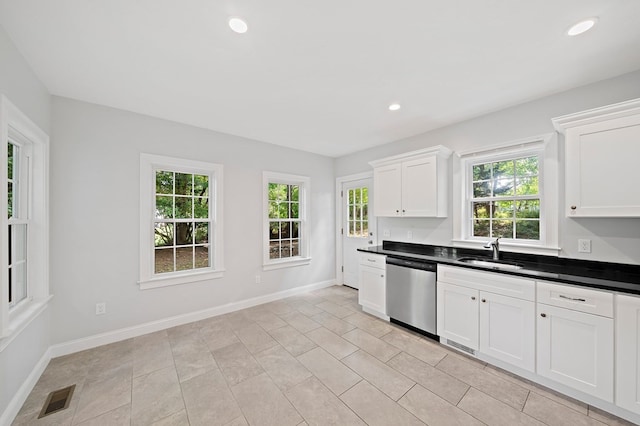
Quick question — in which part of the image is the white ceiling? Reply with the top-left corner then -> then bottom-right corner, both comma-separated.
1,1 -> 640,157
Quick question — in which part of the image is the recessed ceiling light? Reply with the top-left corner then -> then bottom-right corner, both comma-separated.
388,103 -> 401,111
229,17 -> 248,34
567,18 -> 597,36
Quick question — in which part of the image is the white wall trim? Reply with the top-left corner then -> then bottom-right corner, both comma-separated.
0,347 -> 51,426
335,171 -> 373,285
50,278 -> 335,358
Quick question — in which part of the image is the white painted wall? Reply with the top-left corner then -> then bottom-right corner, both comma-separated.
49,97 -> 335,345
335,70 -> 640,265
0,24 -> 51,422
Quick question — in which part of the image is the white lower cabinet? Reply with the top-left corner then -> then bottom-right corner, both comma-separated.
437,265 -> 535,372
358,253 -> 387,319
616,294 -> 640,415
536,282 -> 614,402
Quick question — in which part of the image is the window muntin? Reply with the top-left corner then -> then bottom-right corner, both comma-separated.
347,187 -> 368,238
470,155 -> 540,241
154,171 -> 210,274
268,183 -> 300,260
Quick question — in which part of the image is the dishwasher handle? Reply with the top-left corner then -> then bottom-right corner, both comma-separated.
386,257 -> 437,272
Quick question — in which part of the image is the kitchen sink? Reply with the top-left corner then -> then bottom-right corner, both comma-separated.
456,257 -> 523,270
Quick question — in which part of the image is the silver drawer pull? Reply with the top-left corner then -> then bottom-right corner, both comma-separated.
559,294 -> 586,302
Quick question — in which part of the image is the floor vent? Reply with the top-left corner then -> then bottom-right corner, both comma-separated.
38,384 -> 75,419
446,339 -> 476,356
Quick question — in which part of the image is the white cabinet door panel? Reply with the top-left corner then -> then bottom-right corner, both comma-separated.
616,294 -> 640,415
437,282 -> 479,350
401,156 -> 437,217
359,265 -> 386,316
373,164 -> 401,217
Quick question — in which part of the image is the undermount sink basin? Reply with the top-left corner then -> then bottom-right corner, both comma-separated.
456,257 -> 523,270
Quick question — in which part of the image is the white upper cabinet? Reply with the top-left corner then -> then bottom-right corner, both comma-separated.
552,98 -> 640,217
370,146 -> 451,217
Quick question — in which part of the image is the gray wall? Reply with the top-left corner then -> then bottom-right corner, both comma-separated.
0,25 -> 51,420
49,97 -> 336,345
335,70 -> 640,265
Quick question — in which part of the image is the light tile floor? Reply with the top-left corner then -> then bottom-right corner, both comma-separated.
13,285 -> 635,426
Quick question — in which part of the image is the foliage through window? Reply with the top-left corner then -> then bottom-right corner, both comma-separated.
268,183 -> 300,260
470,155 -> 540,241
348,187 -> 368,237
154,171 -> 210,274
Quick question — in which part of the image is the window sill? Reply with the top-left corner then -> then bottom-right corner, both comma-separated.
452,239 -> 561,256
138,269 -> 225,290
0,295 -> 53,353
263,257 -> 311,271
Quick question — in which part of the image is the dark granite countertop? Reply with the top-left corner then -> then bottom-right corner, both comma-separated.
358,241 -> 640,295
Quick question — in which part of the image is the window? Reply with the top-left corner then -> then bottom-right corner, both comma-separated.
263,172 -> 310,270
139,154 -> 224,290
453,135 -> 559,255
1,95 -> 50,342
470,156 -> 540,241
347,187 -> 368,237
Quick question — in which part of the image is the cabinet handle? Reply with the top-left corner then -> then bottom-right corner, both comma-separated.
481,298 -> 486,303
471,296 -> 476,300
540,313 -> 547,318
367,259 -> 376,263
396,209 -> 399,213
570,205 -> 577,210
559,294 -> 586,302
380,274 -> 384,278
402,209 -> 405,213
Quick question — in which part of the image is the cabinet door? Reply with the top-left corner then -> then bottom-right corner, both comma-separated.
373,164 -> 402,217
616,294 -> 640,415
401,156 -> 437,217
358,265 -> 386,315
479,292 -> 535,372
537,304 -> 614,402
565,113 -> 640,217
437,282 -> 479,351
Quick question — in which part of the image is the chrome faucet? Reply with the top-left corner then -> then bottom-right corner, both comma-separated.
484,238 -> 500,260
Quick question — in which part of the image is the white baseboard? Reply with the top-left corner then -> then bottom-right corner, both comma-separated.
0,347 -> 51,426
50,279 -> 335,358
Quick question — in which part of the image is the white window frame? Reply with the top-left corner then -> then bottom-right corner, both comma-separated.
263,171 -> 311,270
139,153 -> 224,290
0,95 -> 51,349
452,134 -> 560,255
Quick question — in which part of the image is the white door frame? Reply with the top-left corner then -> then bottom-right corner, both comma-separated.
335,171 -> 374,286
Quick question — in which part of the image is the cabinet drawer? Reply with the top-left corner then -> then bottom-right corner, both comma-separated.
359,253 -> 386,269
437,265 -> 535,301
537,281 -> 613,318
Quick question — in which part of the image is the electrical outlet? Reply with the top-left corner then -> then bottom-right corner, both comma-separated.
95,303 -> 106,315
578,239 -> 592,253
383,229 -> 390,237
255,275 -> 261,284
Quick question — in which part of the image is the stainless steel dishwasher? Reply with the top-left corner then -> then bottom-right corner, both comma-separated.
386,257 -> 438,340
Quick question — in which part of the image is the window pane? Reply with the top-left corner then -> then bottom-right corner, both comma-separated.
10,224 -> 27,262
516,220 -> 540,240
355,188 -> 361,204
175,197 -> 193,219
155,248 -> 174,273
362,187 -> 368,204
269,241 -> 280,259
10,261 -> 27,306
195,222 -> 209,244
155,196 -> 173,219
278,202 -> 289,219
493,220 -> 514,238
363,204 -> 368,221
348,189 -> 354,204
355,205 -> 362,221
194,198 -> 209,219
7,182 -> 13,219
355,221 -> 361,236
268,183 -> 278,201
472,202 -> 491,219
156,171 -> 173,194
516,157 -> 538,176
472,164 -> 491,181
176,246 -> 194,271
492,160 -> 514,179
195,246 -> 209,268
473,181 -> 491,198
175,222 -> 193,245
516,200 -> 540,219
494,201 -> 514,219
154,223 -> 174,247
362,221 -> 368,236
281,222 -> 291,239
175,173 -> 193,196
291,202 -> 299,219
277,184 -> 287,201
291,239 -> 299,257
290,185 -> 299,202
269,222 -> 280,240
473,220 -> 490,237
7,142 -> 13,179
493,178 -> 514,196
281,240 -> 291,258
516,177 -> 539,196
268,200 -> 278,219
292,221 -> 299,238
193,175 -> 209,196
